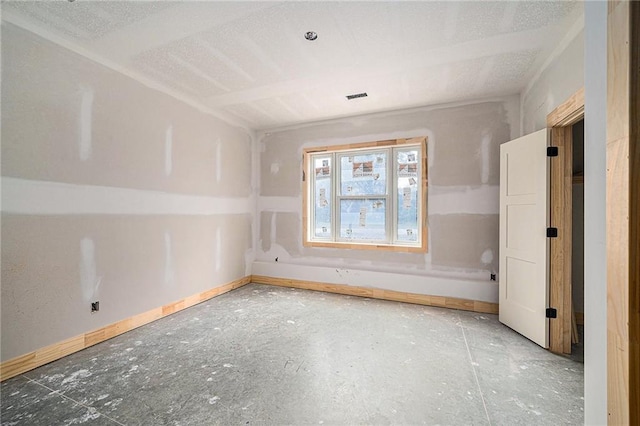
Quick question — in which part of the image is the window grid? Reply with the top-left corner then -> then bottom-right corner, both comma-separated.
335,149 -> 392,244
394,146 -> 422,245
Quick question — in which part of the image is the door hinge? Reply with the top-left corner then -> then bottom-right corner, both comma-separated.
302,170 -> 305,182
547,146 -> 558,157
547,227 -> 558,238
546,308 -> 558,318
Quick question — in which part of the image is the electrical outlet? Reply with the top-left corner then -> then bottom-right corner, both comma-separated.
91,301 -> 100,313
490,274 -> 496,281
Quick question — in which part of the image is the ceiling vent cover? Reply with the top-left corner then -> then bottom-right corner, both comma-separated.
346,92 -> 368,100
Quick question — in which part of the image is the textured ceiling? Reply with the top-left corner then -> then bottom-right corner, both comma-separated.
2,1 -> 582,130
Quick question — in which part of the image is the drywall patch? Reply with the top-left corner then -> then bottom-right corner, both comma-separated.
260,138 -> 301,196
480,131 -> 492,184
430,214 -> 499,271
481,249 -> 494,265
79,87 -> 94,161
260,211 -> 273,252
275,212 -> 301,256
426,129 -> 436,169
270,212 -> 277,251
80,237 -> 100,302
165,125 -> 173,176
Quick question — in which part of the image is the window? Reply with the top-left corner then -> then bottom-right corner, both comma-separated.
303,137 -> 427,252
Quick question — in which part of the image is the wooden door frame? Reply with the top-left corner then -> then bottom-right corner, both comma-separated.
606,1 -> 638,423
546,87 -> 584,355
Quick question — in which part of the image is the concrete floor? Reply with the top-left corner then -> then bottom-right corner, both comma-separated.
1,283 -> 584,425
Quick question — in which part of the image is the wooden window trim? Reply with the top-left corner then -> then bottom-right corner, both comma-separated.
302,137 -> 428,252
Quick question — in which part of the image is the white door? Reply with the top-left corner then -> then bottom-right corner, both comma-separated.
499,129 -> 550,348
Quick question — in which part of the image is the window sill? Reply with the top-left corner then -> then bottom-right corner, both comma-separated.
303,240 -> 427,253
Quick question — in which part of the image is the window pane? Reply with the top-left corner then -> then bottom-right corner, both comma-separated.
340,152 -> 386,196
313,157 -> 332,238
396,150 -> 419,242
339,199 -> 386,241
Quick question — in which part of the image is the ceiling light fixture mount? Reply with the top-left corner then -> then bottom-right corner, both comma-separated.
304,31 -> 318,41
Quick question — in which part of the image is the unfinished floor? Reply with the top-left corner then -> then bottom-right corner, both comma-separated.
0,284 -> 584,425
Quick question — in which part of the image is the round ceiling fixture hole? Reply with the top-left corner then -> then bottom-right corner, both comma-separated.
304,31 -> 318,41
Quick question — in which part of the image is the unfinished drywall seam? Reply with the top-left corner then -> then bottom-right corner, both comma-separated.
259,196 -> 300,213
1,178 -> 253,215
480,131 -> 491,184
269,212 -> 277,253
80,237 -> 100,303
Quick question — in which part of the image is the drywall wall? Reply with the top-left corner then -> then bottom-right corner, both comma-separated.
583,2 -> 608,424
255,97 -> 520,303
521,26 -> 584,134
0,23 -> 254,361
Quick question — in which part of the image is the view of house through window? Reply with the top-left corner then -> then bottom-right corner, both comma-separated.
303,137 -> 427,252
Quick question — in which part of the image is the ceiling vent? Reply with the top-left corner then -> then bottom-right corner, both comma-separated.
346,92 -> 368,100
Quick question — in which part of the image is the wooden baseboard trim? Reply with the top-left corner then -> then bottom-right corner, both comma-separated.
250,275 -> 499,315
1,275 -> 498,382
0,276 -> 251,382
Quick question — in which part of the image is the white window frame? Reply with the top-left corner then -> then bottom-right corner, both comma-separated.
302,137 -> 427,252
